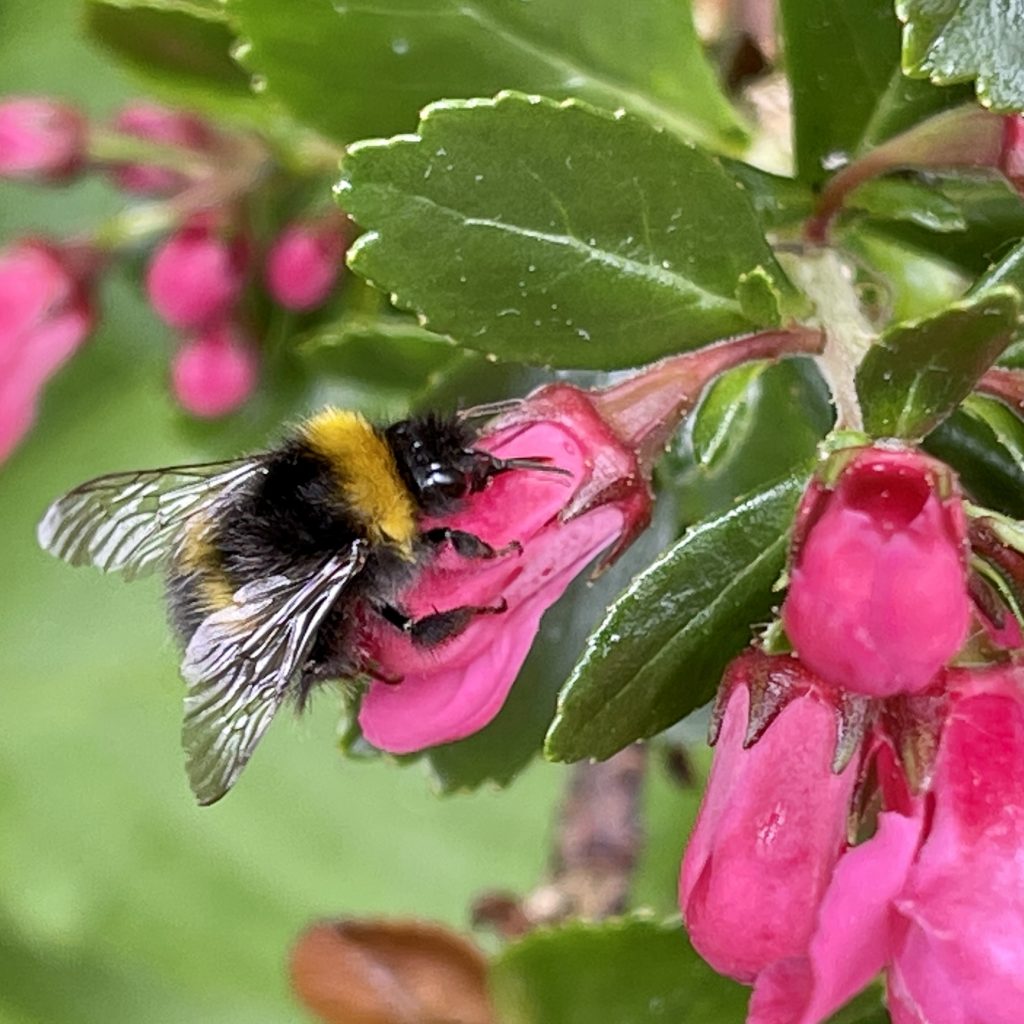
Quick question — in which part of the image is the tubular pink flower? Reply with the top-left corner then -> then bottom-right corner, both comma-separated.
146,217 -> 247,330
171,322 -> 258,418
887,668 -> 1024,1024
109,102 -> 212,195
782,446 -> 970,697
358,390 -> 640,753
680,652 -> 858,984
357,330 -> 825,754
0,240 -> 94,462
265,221 -> 345,311
0,97 -> 85,182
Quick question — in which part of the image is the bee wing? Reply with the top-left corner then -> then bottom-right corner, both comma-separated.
180,544 -> 368,806
37,459 -> 262,580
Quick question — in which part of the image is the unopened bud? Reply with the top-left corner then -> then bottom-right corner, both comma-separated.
0,97 -> 85,183
146,217 -> 247,329
109,102 -> 212,195
264,221 -> 345,311
171,322 -> 258,418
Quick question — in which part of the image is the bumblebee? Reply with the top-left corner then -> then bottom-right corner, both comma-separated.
38,407 -> 551,805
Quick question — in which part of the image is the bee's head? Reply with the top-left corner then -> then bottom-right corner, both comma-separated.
386,414 -> 494,516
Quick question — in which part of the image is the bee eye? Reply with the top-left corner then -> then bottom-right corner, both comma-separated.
421,467 -> 467,502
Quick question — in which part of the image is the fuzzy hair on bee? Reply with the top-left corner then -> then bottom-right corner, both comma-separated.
37,406 -> 554,806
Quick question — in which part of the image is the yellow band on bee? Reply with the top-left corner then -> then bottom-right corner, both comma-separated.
302,409 -> 416,554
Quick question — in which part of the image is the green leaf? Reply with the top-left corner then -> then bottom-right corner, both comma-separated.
897,0 -> 1024,110
229,0 -> 749,152
962,393 -> 1024,465
84,0 -> 256,115
720,159 -> 815,230
780,0 -> 902,183
546,475 -> 805,762
857,287 -> 1021,438
926,407 -> 1024,517
490,918 -> 750,1024
341,93 -> 798,370
690,362 -> 769,468
847,177 -> 967,232
779,0 -> 967,184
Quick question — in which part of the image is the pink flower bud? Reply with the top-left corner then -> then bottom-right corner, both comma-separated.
171,322 -> 258,418
0,97 -> 85,182
1001,115 -> 1024,191
109,102 -> 212,195
146,219 -> 247,329
0,240 -> 94,461
680,651 -> 858,984
782,446 -> 970,697
358,385 -> 651,753
887,667 -> 1024,1024
265,221 -> 345,311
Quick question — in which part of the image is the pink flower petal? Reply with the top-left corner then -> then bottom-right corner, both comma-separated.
749,810 -> 923,1024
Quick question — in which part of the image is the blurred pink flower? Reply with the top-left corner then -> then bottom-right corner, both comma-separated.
0,240 -> 94,462
783,446 -> 970,697
265,221 -> 345,311
109,102 -> 212,195
171,321 -> 258,418
680,651 -> 858,983
146,216 -> 247,329
0,97 -> 85,182
1001,115 -> 1024,190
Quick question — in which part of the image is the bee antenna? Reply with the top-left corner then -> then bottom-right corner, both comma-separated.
458,398 -> 526,422
495,455 -> 573,478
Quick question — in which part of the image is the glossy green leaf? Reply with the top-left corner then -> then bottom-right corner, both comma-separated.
962,393 -> 1024,463
926,407 -> 1024,517
857,287 -> 1020,438
897,0 -> 1024,110
230,0 -> 748,152
85,0 -> 255,114
720,159 -> 815,230
847,177 -> 967,232
341,93 -> 798,370
546,475 -> 805,762
490,918 -> 750,1024
690,362 -> 768,468
780,0 -> 902,183
871,173 -> 1024,275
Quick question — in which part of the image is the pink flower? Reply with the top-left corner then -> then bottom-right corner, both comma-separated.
0,240 -> 94,461
0,97 -> 85,182
680,651 -> 858,983
109,102 -> 212,195
1001,115 -> 1024,190
358,384 -> 650,753
887,668 -> 1024,1024
265,221 -> 346,311
171,322 -> 258,418
783,445 -> 970,697
146,217 -> 247,329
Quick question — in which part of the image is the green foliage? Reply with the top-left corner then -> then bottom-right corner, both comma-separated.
490,917 -> 750,1024
546,475 -> 805,762
229,0 -> 748,151
341,92 -> 798,369
857,287 -> 1020,437
779,0 -> 967,184
897,0 -> 1024,110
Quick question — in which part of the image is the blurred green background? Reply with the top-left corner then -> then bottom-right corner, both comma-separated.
0,4 -> 697,1020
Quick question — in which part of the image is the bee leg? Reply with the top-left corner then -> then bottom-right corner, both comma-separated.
421,527 -> 522,560
360,658 -> 404,686
375,597 -> 509,646
408,597 -> 508,647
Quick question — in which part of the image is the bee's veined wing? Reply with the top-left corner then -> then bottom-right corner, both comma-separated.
181,544 -> 368,806
37,459 -> 263,580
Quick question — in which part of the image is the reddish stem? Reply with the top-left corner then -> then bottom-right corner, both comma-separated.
978,367 -> 1024,412
590,325 -> 825,473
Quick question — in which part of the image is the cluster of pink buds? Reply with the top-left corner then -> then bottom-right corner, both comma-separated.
0,95 -> 348,460
681,443 -> 1024,1022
